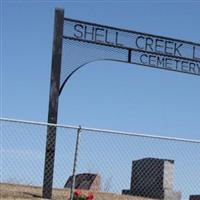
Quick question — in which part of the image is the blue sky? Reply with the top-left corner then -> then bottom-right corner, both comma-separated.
1,1 -> 200,199
2,1 -> 200,139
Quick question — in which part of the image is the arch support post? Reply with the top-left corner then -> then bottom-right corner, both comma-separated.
42,8 -> 64,199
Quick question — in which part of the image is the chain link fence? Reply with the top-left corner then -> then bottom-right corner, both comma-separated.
1,118 -> 200,200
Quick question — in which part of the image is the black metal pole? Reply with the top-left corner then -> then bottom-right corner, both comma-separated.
42,8 -> 64,199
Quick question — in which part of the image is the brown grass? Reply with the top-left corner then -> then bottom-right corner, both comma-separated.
0,183 -> 158,200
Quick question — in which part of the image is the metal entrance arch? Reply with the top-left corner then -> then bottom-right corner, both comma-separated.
42,8 -> 200,199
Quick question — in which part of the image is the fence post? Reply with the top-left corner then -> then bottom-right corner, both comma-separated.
42,8 -> 64,199
70,126 -> 82,200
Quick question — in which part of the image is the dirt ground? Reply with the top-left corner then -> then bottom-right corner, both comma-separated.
0,183 -> 158,200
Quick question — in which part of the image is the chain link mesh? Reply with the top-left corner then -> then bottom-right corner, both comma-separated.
1,119 -> 77,188
1,118 -> 200,200
75,130 -> 200,200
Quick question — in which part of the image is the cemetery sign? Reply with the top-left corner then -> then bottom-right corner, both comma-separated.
64,18 -> 200,76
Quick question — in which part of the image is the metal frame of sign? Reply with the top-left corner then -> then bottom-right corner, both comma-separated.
63,17 -> 200,74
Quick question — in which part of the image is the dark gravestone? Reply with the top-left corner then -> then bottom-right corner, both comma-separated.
64,173 -> 100,191
122,158 -> 181,200
190,195 -> 200,200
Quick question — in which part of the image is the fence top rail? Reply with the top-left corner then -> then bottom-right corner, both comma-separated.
1,117 -> 200,144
